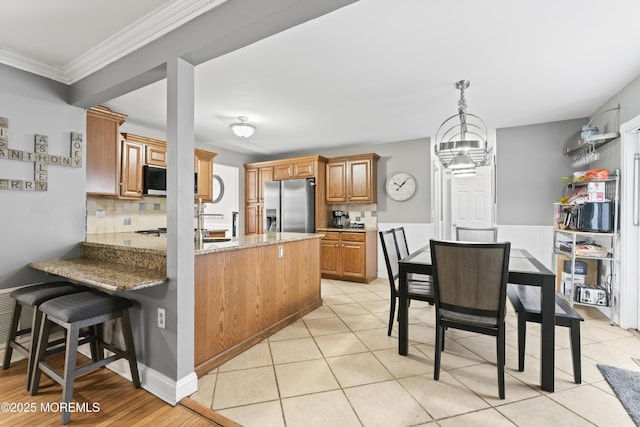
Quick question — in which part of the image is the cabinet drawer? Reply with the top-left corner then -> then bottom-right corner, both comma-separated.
321,231 -> 340,241
293,159 -> 314,177
341,232 -> 365,242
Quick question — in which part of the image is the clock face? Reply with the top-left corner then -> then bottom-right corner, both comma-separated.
212,175 -> 224,203
386,172 -> 416,201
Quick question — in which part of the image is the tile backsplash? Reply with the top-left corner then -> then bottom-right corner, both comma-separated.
329,203 -> 378,228
86,196 -> 167,234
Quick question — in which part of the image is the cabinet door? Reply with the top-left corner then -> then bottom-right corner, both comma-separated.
341,241 -> 366,278
320,238 -> 341,275
145,142 -> 167,167
326,161 -> 347,202
245,204 -> 259,235
292,159 -> 314,178
347,158 -> 373,202
258,166 -> 273,202
273,163 -> 292,180
120,139 -> 144,199
86,109 -> 122,196
246,168 -> 259,204
195,149 -> 216,202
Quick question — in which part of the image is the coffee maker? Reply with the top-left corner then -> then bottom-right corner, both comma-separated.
331,210 -> 349,228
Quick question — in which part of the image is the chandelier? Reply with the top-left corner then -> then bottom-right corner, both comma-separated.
434,80 -> 489,176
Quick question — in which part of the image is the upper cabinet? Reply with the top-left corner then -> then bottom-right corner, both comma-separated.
86,106 -> 127,196
195,149 -> 217,203
326,153 -> 379,204
119,137 -> 145,198
273,157 -> 316,180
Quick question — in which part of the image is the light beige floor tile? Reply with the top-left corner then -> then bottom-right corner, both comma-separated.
302,304 -> 337,320
218,342 -> 273,372
304,317 -> 350,336
333,281 -> 371,294
314,331 -> 369,357
547,383 -> 636,427
322,293 -> 356,305
269,320 -> 311,342
340,313 -> 386,331
599,335 -> 640,357
359,299 -> 391,314
275,359 -> 340,398
320,282 -> 342,296
270,337 -> 322,364
497,394 -> 592,427
326,352 -> 393,388
190,372 -> 216,409
373,346 -> 432,378
218,400 -> 285,427
281,390 -> 361,427
582,341 -> 640,371
348,291 -> 385,303
399,371 -> 489,420
345,380 -> 431,427
448,363 -> 540,404
212,366 -> 279,410
354,327 -> 398,351
330,302 -> 369,317
437,408 -> 516,427
414,340 -> 484,371
406,324 -> 436,346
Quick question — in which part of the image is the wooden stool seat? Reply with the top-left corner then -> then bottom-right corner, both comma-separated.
30,291 -> 141,424
2,281 -> 83,391
507,283 -> 584,384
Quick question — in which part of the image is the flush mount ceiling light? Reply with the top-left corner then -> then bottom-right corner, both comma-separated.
435,80 -> 490,175
230,116 -> 256,138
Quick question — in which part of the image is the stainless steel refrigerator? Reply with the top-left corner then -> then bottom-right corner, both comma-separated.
263,178 -> 315,233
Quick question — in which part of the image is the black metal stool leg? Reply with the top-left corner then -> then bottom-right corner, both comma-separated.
2,300 -> 21,369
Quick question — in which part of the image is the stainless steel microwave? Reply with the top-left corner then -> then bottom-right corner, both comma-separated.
142,165 -> 198,196
143,165 -> 166,196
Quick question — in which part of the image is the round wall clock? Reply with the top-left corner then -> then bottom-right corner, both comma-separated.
212,174 -> 224,203
386,172 -> 416,201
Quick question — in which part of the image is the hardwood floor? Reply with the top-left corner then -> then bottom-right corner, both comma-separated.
0,354 -> 224,426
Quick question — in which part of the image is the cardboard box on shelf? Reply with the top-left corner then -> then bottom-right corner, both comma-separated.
555,255 -> 599,293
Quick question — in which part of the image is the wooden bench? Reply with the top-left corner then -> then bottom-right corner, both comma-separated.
507,283 -> 584,384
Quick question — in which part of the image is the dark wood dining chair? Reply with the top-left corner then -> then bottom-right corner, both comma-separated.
455,226 -> 498,243
430,239 -> 511,399
392,227 -> 432,284
380,230 -> 434,336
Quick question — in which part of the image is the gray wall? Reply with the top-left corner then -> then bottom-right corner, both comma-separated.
496,118 -> 584,226
0,64 -> 86,289
271,137 -> 431,223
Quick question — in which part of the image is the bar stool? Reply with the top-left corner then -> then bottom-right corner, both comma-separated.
2,281 -> 84,391
30,291 -> 141,425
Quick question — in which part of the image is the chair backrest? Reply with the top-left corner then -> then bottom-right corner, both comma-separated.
430,239 -> 510,321
379,230 -> 400,285
455,226 -> 498,243
392,227 -> 410,259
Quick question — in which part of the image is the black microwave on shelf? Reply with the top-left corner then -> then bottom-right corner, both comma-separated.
143,165 -> 198,196
576,202 -> 614,232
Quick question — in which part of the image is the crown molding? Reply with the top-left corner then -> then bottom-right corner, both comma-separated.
0,0 -> 228,85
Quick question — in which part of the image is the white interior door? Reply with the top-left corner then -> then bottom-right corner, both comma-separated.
451,165 -> 494,232
620,115 -> 640,330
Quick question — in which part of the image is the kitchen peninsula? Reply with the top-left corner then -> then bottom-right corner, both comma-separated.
29,232 -> 322,375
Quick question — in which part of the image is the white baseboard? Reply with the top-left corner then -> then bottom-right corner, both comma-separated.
78,345 -> 197,405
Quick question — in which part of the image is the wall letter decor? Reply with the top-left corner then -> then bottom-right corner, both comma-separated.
0,117 -> 83,191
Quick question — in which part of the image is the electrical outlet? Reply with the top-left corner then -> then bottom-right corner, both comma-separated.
278,245 -> 284,259
157,307 -> 166,329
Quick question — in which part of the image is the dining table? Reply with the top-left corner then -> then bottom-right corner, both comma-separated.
398,246 -> 557,392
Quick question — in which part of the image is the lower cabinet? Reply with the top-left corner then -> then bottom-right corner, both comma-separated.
320,230 -> 377,283
245,203 -> 263,235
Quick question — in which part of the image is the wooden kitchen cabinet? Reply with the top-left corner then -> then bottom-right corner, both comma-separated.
326,153 -> 379,203
273,157 -> 315,180
320,230 -> 377,283
86,106 -> 127,196
245,204 -> 262,235
119,138 -> 144,198
244,165 -> 273,235
195,149 -> 217,202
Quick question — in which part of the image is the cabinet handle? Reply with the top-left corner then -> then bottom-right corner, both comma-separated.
635,154 -> 639,226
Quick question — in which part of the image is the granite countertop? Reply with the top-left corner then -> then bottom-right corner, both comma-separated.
316,227 -> 378,233
29,258 -> 167,292
29,232 -> 323,292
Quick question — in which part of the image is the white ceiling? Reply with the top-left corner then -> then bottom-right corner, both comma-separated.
2,0 -> 640,155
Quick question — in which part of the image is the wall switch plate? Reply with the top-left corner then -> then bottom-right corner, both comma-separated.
157,307 -> 166,329
96,209 -> 106,218
278,245 -> 284,259
123,217 -> 131,225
